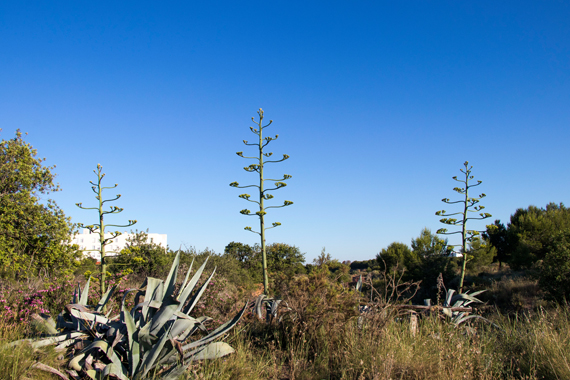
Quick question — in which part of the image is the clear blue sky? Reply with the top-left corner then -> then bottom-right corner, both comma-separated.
1,1 -> 569,263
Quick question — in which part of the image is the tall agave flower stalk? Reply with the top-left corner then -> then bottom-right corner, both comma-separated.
76,164 -> 136,295
230,108 -> 293,295
436,161 -> 491,292
10,252 -> 246,380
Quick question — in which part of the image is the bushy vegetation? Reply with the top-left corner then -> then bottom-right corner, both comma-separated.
2,267 -> 570,380
0,130 -> 80,280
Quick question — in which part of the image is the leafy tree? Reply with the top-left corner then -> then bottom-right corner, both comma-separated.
409,228 -> 454,295
0,130 -> 79,279
111,230 -> 170,277
230,109 -> 293,294
223,241 -> 263,282
376,242 -> 415,272
539,229 -> 570,302
464,236 -> 496,272
76,164 -> 136,294
375,229 -> 454,297
224,241 -> 256,266
436,161 -> 492,292
411,228 -> 451,259
507,203 -> 570,269
483,220 -> 511,269
349,259 -> 377,272
266,242 -> 305,278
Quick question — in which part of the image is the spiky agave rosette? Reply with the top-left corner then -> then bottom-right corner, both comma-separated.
10,252 -> 246,380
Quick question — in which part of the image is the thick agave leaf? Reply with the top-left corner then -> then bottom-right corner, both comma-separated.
442,307 -> 453,318
460,290 -> 486,307
8,332 -> 87,349
102,363 -> 129,380
69,308 -> 109,324
169,317 -> 199,340
85,369 -> 97,380
159,343 -> 230,380
68,340 -> 126,376
254,294 -> 268,319
178,257 -> 194,297
356,275 -> 363,292
162,251 -> 181,304
79,276 -> 91,306
455,314 -> 501,328
149,304 -> 180,337
95,284 -> 117,313
157,317 -> 210,366
270,299 -> 288,318
182,303 -> 247,352
176,257 -> 210,311
453,311 -> 466,321
142,277 -> 164,322
444,289 -> 455,307
137,323 -> 156,350
177,316 -> 211,342
191,341 -> 235,360
135,324 -> 174,380
31,314 -> 59,335
450,293 -> 483,306
183,268 -> 216,315
122,305 -> 140,377
54,337 -> 84,350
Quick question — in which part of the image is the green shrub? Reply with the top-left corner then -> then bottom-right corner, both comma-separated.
539,229 -> 570,302
110,230 -> 172,278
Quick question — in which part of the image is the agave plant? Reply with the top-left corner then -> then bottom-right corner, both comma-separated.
441,288 -> 496,327
10,252 -> 246,380
251,294 -> 291,323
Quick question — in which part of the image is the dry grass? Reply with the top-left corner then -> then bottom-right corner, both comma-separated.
0,320 -> 63,380
187,307 -> 570,380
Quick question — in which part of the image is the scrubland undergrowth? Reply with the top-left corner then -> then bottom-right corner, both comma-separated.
1,267 -> 569,380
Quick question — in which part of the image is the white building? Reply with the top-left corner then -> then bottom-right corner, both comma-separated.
71,229 -> 167,260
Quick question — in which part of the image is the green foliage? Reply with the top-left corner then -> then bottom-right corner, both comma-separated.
539,229 -> 570,302
349,259 -> 378,272
221,242 -> 305,289
224,241 -> 255,265
464,236 -> 496,272
507,202 -> 570,269
185,246 -> 261,290
483,219 -> 511,268
0,130 -> 80,279
111,230 -> 170,277
377,242 -> 415,272
327,260 -> 352,283
409,228 -> 455,298
376,229 -> 454,298
436,161 -> 491,292
223,241 -> 263,281
76,164 -> 137,295
266,242 -> 306,278
230,108 -> 293,294
310,248 -> 351,282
